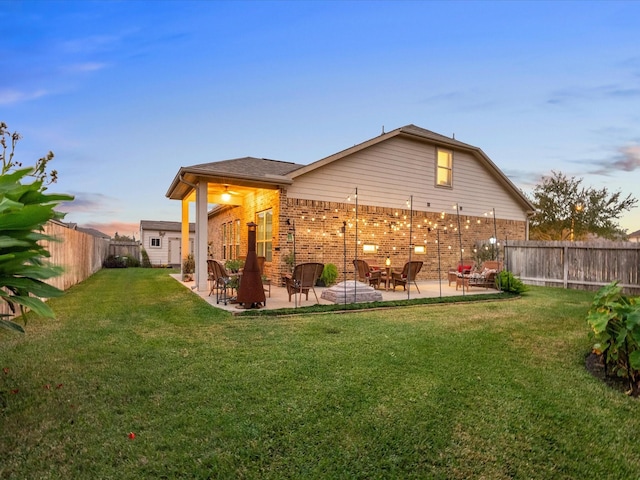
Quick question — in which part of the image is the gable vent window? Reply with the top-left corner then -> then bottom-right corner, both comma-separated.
436,148 -> 453,188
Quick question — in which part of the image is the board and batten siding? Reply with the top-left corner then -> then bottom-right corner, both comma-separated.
287,136 -> 527,221
140,229 -> 194,266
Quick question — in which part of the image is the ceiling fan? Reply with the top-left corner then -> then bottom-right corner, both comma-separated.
221,185 -> 239,202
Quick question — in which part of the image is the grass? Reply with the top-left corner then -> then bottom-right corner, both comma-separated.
2,268 -> 640,478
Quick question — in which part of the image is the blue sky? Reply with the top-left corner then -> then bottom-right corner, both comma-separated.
2,0 -> 639,237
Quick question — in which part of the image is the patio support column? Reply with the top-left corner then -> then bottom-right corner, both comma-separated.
195,180 -> 209,292
181,198 -> 190,275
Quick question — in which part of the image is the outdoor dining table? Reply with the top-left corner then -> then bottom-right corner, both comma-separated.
382,265 -> 395,290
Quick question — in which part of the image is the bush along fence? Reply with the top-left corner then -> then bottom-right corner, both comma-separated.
504,240 -> 640,295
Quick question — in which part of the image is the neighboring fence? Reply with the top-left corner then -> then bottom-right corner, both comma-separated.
109,241 -> 140,260
504,240 -> 640,295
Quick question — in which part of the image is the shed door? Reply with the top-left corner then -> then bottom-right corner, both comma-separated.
168,237 -> 194,266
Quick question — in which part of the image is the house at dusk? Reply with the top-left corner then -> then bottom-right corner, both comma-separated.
166,125 -> 534,292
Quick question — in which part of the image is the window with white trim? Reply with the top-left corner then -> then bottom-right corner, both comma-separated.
436,148 -> 453,187
221,220 -> 241,260
256,209 -> 273,261
150,237 -> 161,248
235,219 -> 241,258
222,223 -> 228,259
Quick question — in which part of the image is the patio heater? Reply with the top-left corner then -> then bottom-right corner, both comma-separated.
236,222 -> 266,308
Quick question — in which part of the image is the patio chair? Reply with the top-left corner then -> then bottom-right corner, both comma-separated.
390,261 -> 424,293
284,262 -> 324,304
456,261 -> 503,290
448,258 -> 476,286
208,259 -> 237,305
353,259 -> 382,289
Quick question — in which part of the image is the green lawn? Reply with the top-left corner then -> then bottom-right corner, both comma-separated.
2,268 -> 639,479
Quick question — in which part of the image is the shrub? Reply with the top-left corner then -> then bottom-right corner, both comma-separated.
0,123 -> 72,333
587,281 -> 640,395
140,248 -> 152,268
320,263 -> 338,286
124,255 -> 140,268
103,255 -> 126,268
496,270 -> 527,294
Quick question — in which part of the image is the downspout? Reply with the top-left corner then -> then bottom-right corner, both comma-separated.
179,174 -> 197,189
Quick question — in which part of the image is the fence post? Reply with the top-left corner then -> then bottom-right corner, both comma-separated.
563,245 -> 569,289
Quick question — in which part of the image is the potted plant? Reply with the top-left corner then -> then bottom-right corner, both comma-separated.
319,263 -> 338,287
182,253 -> 195,281
283,252 -> 296,273
225,258 -> 244,273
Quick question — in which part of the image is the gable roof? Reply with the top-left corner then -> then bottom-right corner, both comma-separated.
629,229 -> 640,239
63,222 -> 111,239
166,157 -> 303,200
76,227 -> 111,239
140,220 -> 195,232
289,124 -> 534,212
165,125 -> 534,213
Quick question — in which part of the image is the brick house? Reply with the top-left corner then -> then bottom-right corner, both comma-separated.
166,125 -> 534,292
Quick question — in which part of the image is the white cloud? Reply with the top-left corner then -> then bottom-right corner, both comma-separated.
61,62 -> 109,73
0,88 -> 49,105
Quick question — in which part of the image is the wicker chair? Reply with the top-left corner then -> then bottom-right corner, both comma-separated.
353,259 -> 382,289
284,262 -> 324,303
391,261 -> 424,293
208,259 -> 237,305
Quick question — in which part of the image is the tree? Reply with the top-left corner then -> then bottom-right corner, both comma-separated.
113,232 -> 135,242
0,122 -> 73,333
529,171 -> 637,241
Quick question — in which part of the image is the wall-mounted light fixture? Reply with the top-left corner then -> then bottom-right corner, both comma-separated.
414,245 -> 426,254
362,244 -> 378,254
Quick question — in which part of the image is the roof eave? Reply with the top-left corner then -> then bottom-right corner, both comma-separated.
166,167 -> 293,200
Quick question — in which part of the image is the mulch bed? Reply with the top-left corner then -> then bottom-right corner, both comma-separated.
585,352 -> 639,397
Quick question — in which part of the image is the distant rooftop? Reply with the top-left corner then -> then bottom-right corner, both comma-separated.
140,220 -> 195,232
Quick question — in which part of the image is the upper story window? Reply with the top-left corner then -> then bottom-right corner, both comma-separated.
436,148 -> 453,187
256,209 -> 273,262
150,237 -> 161,248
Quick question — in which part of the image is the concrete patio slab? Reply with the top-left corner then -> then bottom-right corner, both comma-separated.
172,274 -> 500,315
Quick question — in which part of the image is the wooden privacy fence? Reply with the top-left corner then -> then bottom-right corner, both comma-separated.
504,240 -> 640,295
40,221 -> 111,291
1,222 -> 111,319
109,241 -> 140,260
